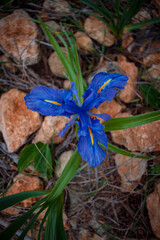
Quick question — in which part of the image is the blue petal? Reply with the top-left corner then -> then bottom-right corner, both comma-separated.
59,115 -> 78,137
88,112 -> 111,121
25,85 -> 74,117
82,72 -> 128,110
77,114 -> 107,167
70,82 -> 81,106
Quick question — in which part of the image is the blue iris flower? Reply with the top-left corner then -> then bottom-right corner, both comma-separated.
25,72 -> 128,167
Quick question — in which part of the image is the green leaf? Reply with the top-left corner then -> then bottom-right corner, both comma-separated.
18,142 -> 44,172
107,143 -> 150,159
48,149 -> 81,201
45,193 -> 67,240
0,190 -> 48,211
104,110 -> 160,131
126,17 -> 160,31
18,142 -> 52,179
0,196 -> 48,240
140,84 -> 160,109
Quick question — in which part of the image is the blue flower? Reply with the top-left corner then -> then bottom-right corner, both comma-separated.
25,72 -> 128,167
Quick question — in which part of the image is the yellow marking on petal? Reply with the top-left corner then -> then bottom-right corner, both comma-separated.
97,79 -> 111,94
45,100 -> 61,106
88,126 -> 94,145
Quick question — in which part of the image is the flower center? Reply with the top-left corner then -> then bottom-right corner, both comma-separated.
97,79 -> 111,94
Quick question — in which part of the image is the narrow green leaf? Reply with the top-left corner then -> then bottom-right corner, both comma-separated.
0,196 -> 47,240
107,143 -> 150,159
48,149 -> 81,201
18,142 -> 44,173
104,110 -> 160,131
126,17 -> 160,31
0,190 -> 48,211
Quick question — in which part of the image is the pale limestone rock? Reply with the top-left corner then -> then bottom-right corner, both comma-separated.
118,56 -> 138,103
115,153 -> 146,191
0,10 -> 41,65
148,63 -> 160,79
84,16 -> 115,47
0,55 -> 16,73
0,89 -> 42,153
48,47 -> 67,77
33,115 -> 70,145
87,61 -> 121,84
74,31 -> 93,53
55,150 -> 74,177
91,99 -> 126,123
147,183 -> 160,238
63,79 -> 71,89
111,113 -> 160,152
43,0 -> 70,13
2,174 -> 43,215
133,7 -> 151,23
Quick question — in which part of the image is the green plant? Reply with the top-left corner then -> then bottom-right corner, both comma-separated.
77,0 -> 160,37
0,20 -> 160,240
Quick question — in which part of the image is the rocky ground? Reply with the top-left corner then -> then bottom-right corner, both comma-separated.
0,0 -> 160,239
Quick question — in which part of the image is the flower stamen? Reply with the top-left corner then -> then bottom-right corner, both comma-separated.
45,100 -> 61,105
88,126 -> 94,145
97,79 -> 111,94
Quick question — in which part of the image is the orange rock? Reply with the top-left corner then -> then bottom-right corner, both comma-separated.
122,34 -> 134,49
74,31 -> 93,53
115,153 -> 146,191
0,89 -> 42,153
140,40 -> 160,67
2,174 -> 43,215
33,115 -> 70,144
118,56 -> 138,103
147,183 -> 160,238
0,10 -> 41,65
111,113 -> 160,152
91,99 -> 126,123
84,16 -> 115,47
48,48 -> 67,77
43,0 -> 70,13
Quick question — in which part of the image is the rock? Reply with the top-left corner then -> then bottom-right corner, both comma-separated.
33,115 -> 70,145
118,56 -> 138,103
0,10 -> 41,65
0,89 -> 42,153
115,153 -> 146,191
122,34 -> 134,49
133,7 -> 151,23
74,31 -> 93,53
84,16 -> 115,47
48,47 -> 67,77
87,61 -> 121,84
45,20 -> 61,32
55,150 -> 74,177
43,0 -> 70,13
91,99 -> 126,123
147,183 -> 160,238
2,174 -> 43,215
63,79 -> 71,89
148,63 -> 160,79
141,40 -> 160,67
0,55 -> 16,73
111,113 -> 160,152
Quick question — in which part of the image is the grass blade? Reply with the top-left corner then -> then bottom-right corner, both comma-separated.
104,110 -> 160,131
